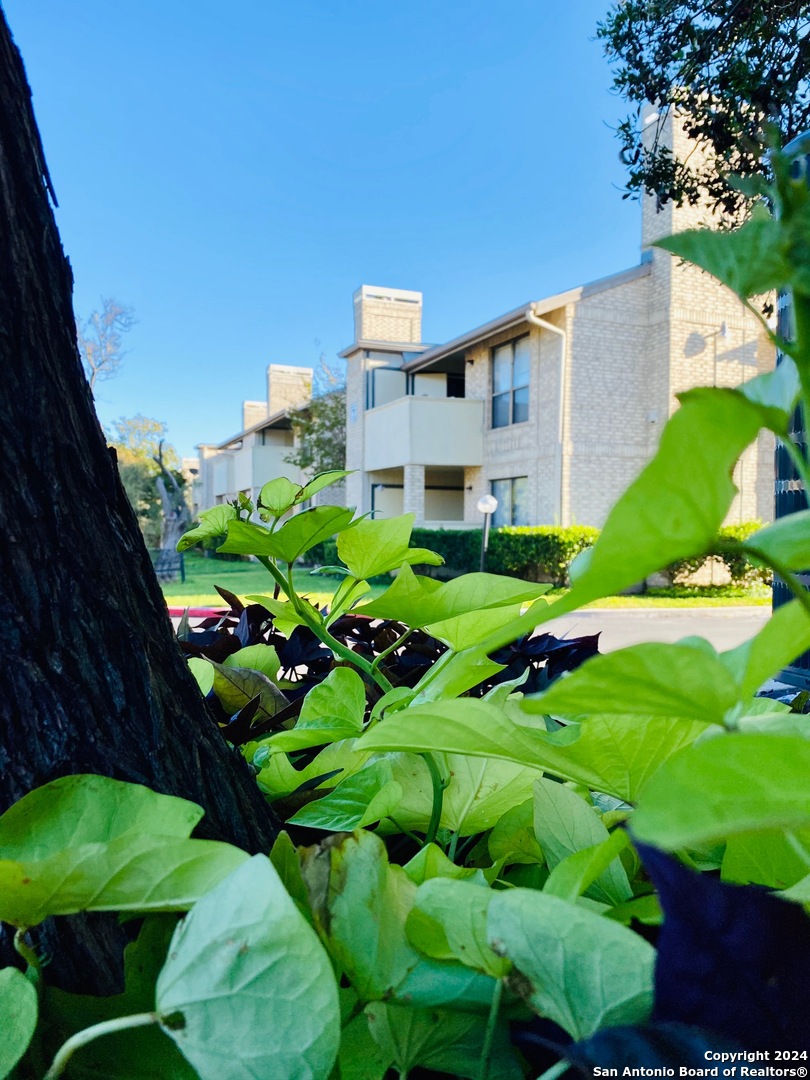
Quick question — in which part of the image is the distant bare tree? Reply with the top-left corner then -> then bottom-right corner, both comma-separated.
154,439 -> 192,552
76,296 -> 136,389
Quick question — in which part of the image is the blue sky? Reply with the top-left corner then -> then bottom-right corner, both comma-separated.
4,1 -> 639,458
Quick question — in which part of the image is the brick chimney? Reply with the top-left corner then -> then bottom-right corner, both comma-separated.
352,285 -> 422,344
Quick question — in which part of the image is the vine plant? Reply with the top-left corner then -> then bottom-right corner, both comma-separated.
2,148 -> 810,1079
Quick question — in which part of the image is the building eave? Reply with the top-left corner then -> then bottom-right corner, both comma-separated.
402,262 -> 651,374
338,339 -> 433,360
214,405 -> 302,450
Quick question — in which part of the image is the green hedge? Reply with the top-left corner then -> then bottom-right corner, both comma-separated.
487,525 -> 600,586
409,525 -> 599,586
668,521 -> 772,587
410,528 -> 482,573
302,521 -> 771,589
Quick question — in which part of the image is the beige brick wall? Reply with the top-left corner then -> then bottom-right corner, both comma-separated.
353,286 -> 423,344
242,400 -> 268,429
266,364 -> 313,415
345,349 -> 365,510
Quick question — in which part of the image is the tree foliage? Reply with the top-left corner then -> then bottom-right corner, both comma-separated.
597,1 -> 810,216
75,297 -> 136,389
285,360 -> 346,476
109,415 -> 189,549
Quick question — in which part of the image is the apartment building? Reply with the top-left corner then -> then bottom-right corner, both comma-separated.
194,364 -> 313,512
344,117 -> 775,529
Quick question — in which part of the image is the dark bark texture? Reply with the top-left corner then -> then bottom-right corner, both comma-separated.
0,13 -> 280,990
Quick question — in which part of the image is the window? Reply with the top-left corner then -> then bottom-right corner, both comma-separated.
491,477 -> 528,527
492,336 -> 530,428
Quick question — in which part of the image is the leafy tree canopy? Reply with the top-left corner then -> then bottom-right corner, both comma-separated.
285,360 -> 346,476
598,1 -> 810,216
108,415 -> 185,548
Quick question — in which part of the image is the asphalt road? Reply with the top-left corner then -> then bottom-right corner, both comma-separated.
544,606 -> 770,654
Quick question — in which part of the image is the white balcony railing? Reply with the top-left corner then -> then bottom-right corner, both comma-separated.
363,396 -> 484,472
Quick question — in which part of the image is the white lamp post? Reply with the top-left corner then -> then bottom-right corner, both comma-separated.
477,494 -> 498,572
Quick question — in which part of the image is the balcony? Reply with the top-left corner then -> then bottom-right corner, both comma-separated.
363,396 -> 483,472
212,445 -> 293,498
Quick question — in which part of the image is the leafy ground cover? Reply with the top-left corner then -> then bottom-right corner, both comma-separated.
4,152 -> 810,1079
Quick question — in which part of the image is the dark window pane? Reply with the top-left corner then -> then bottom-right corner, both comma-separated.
513,386 -> 529,424
513,337 -> 530,387
491,479 -> 511,528
492,392 -> 511,429
447,372 -> 465,398
492,346 -> 512,394
511,477 -> 529,525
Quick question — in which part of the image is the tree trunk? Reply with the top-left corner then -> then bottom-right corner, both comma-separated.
0,12 -> 280,991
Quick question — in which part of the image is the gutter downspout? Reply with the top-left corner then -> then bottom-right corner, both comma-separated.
525,305 -> 567,525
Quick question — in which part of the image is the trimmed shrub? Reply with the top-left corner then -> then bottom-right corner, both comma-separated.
410,527 -> 482,574
487,525 -> 600,586
668,521 -> 771,588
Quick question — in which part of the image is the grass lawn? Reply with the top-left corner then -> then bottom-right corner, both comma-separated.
163,555 -> 770,610
162,555 -> 388,608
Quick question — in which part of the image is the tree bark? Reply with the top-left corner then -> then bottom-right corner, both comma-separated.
0,12 -> 280,991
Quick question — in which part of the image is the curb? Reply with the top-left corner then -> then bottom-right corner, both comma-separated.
167,607 -> 226,618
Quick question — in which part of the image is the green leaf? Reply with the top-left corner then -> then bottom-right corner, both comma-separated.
222,644 -> 281,683
488,798 -> 544,866
781,871 -> 810,904
287,761 -> 402,831
721,598 -> 810,699
521,641 -> 738,726
406,878 -> 509,977
0,775 -> 247,926
632,734 -> 810,849
256,738 -> 371,801
566,388 -> 788,603
157,855 -> 339,1080
742,511 -> 810,572
739,355 -> 800,412
721,827 -> 810,889
209,661 -> 288,722
533,779 -> 632,906
265,667 -> 366,753
336,1012 -> 392,1080
288,667 -> 365,737
268,831 -> 313,922
0,775 -> 204,856
221,506 -> 355,562
176,504 -> 237,553
604,894 -> 663,927
544,828 -> 632,906
299,469 -> 353,502
358,563 -> 549,626
364,1002 -> 522,1080
300,830 -> 419,1001
383,752 -> 545,837
426,604 -> 523,651
655,216 -> 800,300
337,514 -> 442,580
42,916 -> 196,1080
187,657 -> 214,695
0,967 -> 37,1080
0,834 -> 249,926
487,889 -> 655,1040
403,843 -> 484,885
357,701 -> 707,802
244,594 -> 315,630
258,476 -> 302,517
